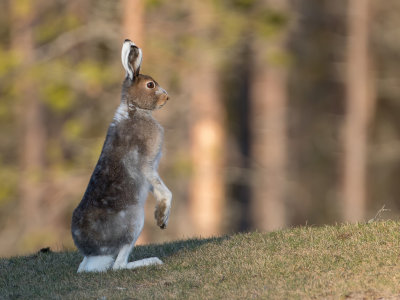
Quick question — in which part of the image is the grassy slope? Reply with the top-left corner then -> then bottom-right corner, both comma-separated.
1,221 -> 400,299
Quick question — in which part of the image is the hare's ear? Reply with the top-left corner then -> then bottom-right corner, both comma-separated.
121,39 -> 142,80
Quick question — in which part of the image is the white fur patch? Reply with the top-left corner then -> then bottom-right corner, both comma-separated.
121,40 -> 134,79
126,257 -> 163,269
78,255 -> 114,273
121,40 -> 142,80
113,103 -> 129,123
77,256 -> 88,272
112,244 -> 134,270
155,87 -> 167,96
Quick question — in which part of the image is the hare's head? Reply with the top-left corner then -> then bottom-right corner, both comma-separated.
121,40 -> 169,111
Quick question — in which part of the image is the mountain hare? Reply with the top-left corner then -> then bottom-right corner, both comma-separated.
71,40 -> 172,272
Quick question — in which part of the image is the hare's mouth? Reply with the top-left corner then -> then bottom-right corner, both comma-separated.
156,95 -> 169,109
157,100 -> 167,109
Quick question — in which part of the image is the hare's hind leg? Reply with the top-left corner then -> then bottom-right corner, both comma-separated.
112,244 -> 163,270
77,255 -> 114,273
126,257 -> 163,269
112,243 -> 134,270
77,256 -> 88,272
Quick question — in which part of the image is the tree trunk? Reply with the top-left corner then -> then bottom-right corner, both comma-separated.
188,1 -> 226,237
11,0 -> 46,233
250,1 -> 290,231
122,0 -> 144,45
342,0 -> 373,222
250,46 -> 288,231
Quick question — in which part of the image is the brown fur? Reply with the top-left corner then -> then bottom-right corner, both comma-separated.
155,200 -> 168,229
123,74 -> 169,111
71,41 -> 171,258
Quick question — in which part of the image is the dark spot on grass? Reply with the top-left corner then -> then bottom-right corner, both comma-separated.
39,247 -> 51,254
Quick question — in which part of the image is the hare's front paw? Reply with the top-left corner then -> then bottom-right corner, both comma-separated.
154,199 -> 171,229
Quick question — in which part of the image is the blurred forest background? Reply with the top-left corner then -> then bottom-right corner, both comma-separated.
0,0 -> 398,257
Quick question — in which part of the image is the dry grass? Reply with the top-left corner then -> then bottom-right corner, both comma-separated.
1,221 -> 400,299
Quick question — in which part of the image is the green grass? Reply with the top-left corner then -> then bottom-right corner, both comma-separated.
1,221 -> 400,299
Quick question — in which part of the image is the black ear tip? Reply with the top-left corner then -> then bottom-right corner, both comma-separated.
130,45 -> 139,54
124,38 -> 131,43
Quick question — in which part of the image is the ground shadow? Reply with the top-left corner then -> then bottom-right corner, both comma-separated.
130,236 -> 230,261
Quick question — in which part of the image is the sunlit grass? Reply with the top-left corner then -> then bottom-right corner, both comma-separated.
1,221 -> 399,299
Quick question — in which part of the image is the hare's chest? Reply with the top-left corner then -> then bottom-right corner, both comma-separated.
122,148 -> 141,177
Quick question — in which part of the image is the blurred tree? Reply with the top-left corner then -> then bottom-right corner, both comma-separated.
342,0 -> 374,222
222,38 -> 253,232
122,0 -> 143,45
286,0 -> 346,225
188,0 -> 226,236
11,0 -> 47,236
368,0 -> 400,217
250,0 -> 290,231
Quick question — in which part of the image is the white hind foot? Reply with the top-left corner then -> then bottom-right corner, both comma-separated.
77,255 -> 114,273
113,253 -> 163,271
126,257 -> 163,269
77,256 -> 88,273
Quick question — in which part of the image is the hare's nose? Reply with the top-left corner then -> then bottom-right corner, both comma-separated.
161,89 -> 169,100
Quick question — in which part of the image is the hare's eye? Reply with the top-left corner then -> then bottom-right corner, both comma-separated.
147,81 -> 155,89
